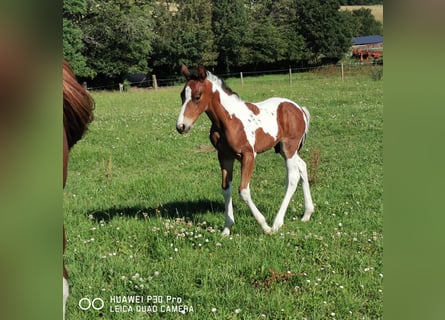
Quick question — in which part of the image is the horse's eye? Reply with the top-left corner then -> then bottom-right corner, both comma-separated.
194,94 -> 201,103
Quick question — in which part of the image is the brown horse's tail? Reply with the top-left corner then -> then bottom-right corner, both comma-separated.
63,60 -> 94,149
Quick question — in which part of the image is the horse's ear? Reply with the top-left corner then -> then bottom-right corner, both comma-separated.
197,64 -> 207,81
181,64 -> 191,78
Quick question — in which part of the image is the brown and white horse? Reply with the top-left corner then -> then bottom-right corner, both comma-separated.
63,60 -> 94,319
177,65 -> 314,235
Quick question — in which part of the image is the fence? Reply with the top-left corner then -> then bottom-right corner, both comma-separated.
86,62 -> 382,91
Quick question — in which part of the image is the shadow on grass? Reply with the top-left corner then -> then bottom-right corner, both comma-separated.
86,199 -> 225,223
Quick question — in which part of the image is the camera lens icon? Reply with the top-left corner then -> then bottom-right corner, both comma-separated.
79,297 -> 105,311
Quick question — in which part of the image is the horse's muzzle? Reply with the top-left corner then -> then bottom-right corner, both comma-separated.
176,123 -> 187,134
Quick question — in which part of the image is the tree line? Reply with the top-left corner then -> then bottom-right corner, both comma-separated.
63,0 -> 383,87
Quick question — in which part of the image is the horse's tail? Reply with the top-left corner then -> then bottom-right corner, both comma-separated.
298,106 -> 310,151
302,106 -> 310,133
63,60 -> 95,149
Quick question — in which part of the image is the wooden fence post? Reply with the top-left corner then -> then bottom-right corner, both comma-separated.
240,72 -> 244,88
289,68 -> 292,85
152,74 -> 158,90
341,63 -> 344,80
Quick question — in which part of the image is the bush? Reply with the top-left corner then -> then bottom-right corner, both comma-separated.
371,65 -> 383,80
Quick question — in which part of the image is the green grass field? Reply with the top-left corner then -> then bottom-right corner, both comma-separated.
64,67 -> 383,319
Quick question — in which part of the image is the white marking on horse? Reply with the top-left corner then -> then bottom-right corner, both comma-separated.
177,86 -> 192,127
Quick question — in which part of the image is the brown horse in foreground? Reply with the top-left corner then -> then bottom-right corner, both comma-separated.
177,65 -> 314,235
63,60 -> 94,319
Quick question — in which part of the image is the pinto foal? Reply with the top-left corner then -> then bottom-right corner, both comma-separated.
177,65 -> 314,235
63,60 -> 94,319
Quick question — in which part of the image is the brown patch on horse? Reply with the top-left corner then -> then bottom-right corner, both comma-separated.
210,122 -> 244,161
254,128 -> 277,153
245,102 -> 260,115
276,102 -> 307,158
63,60 -> 95,149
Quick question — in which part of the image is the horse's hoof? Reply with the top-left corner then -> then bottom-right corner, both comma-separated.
301,211 -> 313,222
271,220 -> 283,233
263,225 -> 272,234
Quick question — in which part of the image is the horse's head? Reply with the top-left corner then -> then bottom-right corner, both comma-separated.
176,64 -> 212,134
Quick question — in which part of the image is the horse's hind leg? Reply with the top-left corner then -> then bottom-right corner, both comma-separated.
272,153 -> 314,232
272,155 -> 301,232
297,155 -> 314,222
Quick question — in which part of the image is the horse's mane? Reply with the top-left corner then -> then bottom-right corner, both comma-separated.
63,60 -> 95,149
186,67 -> 239,98
206,71 -> 240,98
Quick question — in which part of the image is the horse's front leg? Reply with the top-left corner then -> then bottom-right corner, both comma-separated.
219,154 -> 235,236
239,152 -> 271,233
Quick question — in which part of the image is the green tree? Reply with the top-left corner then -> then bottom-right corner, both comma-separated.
211,0 -> 248,73
295,0 -> 352,63
240,0 -> 309,69
349,8 -> 383,36
81,0 -> 154,81
268,0 -> 308,65
63,0 -> 94,77
150,0 -> 217,77
243,15 -> 283,68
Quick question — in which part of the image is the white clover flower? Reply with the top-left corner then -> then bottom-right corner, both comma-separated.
132,273 -> 140,281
